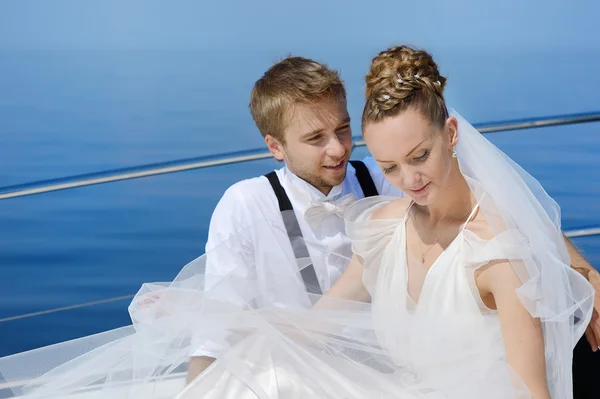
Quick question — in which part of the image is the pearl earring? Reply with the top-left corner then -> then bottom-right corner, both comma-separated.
451,149 -> 457,158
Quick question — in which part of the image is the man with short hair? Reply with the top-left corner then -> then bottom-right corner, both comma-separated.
186,55 -> 405,381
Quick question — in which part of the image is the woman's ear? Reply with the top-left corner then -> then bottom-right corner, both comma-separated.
445,116 -> 459,149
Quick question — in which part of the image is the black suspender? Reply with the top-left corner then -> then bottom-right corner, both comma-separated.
264,171 -> 323,295
349,160 -> 378,198
265,171 -> 294,213
264,160 -> 378,295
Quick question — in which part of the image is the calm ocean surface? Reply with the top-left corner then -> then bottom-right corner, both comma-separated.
0,48 -> 599,357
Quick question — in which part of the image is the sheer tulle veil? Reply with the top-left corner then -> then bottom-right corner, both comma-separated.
450,109 -> 594,398
0,109 -> 593,399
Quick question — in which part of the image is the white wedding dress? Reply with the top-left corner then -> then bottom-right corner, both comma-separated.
177,196 -> 532,399
0,110 -> 593,398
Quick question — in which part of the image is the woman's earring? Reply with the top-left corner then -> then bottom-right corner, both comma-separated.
451,148 -> 458,158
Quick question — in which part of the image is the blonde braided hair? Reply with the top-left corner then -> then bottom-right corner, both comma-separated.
362,45 -> 449,128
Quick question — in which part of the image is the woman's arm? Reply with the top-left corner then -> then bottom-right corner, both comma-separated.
316,196 -> 410,307
477,260 -> 551,399
313,254 -> 370,309
564,235 -> 600,350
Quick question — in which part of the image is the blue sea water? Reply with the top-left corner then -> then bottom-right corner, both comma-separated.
0,48 -> 599,357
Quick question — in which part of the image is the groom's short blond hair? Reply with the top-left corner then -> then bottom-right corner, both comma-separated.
249,56 -> 346,144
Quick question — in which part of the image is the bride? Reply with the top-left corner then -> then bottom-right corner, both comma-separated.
0,45 -> 594,398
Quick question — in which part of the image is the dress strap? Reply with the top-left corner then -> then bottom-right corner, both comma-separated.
460,195 -> 484,231
404,200 -> 416,219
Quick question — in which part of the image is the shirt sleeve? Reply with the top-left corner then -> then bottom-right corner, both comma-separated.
361,156 -> 406,198
190,181 -> 261,358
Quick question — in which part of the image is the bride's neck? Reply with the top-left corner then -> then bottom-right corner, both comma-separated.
420,169 -> 474,223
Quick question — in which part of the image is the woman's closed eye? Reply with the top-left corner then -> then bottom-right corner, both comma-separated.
382,165 -> 397,175
413,150 -> 430,163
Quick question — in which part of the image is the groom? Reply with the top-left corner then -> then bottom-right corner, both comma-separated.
187,55 -> 600,396
186,55 -> 404,380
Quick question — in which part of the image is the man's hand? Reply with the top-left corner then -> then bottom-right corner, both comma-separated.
564,234 -> 600,351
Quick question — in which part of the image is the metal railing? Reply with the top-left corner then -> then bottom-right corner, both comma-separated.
0,110 -> 599,326
2,110 -> 600,201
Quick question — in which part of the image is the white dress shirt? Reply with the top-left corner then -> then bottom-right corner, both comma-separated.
191,156 -> 405,357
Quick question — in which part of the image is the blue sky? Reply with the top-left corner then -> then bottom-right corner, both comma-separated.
0,0 -> 598,51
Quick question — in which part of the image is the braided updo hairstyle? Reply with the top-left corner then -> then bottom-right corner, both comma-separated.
362,45 -> 449,129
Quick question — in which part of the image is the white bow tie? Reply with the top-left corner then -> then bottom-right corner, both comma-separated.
304,194 -> 356,229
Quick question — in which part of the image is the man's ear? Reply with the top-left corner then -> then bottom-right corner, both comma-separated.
265,135 -> 285,161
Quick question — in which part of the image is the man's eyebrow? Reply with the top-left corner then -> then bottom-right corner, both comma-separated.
301,128 -> 324,139
301,117 -> 351,139
337,116 -> 351,126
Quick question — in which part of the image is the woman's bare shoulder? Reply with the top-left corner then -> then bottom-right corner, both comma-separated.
372,196 -> 413,220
